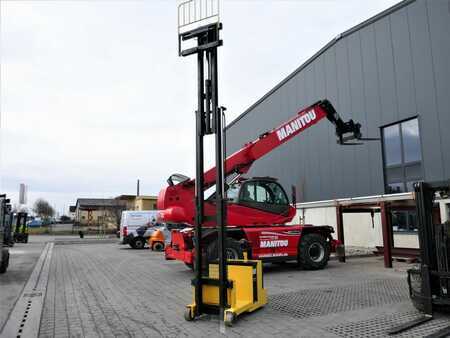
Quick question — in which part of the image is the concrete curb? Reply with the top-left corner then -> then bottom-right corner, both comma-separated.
53,239 -> 118,245
1,243 -> 53,338
330,253 -> 376,261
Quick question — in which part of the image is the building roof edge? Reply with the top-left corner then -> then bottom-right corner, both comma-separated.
226,0 -> 415,130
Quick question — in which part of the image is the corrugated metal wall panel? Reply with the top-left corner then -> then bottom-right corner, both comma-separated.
407,0 -> 444,181
314,55 -> 333,201
426,0 -> 450,179
226,0 -> 449,202
374,16 -> 398,126
335,39 -> 358,198
347,31 -> 370,197
390,8 -> 417,118
359,25 -> 385,195
323,48 -> 342,198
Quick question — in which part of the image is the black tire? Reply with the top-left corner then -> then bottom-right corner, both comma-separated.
133,237 -> 145,249
206,238 -> 244,262
298,233 -> 330,270
152,242 -> 164,252
0,249 -> 10,274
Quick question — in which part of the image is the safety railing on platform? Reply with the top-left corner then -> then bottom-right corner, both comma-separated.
178,0 -> 219,34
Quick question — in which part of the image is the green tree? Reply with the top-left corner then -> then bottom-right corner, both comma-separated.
33,198 -> 55,219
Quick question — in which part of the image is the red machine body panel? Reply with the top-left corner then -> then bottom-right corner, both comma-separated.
165,224 -> 341,264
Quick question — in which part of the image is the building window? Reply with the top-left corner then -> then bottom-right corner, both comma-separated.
382,118 -> 423,193
391,210 -> 417,233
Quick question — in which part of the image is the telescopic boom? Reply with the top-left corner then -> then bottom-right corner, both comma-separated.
199,99 -> 362,189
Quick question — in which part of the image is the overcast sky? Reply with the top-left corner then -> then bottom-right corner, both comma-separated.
1,0 -> 400,215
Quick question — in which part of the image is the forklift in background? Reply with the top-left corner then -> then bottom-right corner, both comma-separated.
13,212 -> 29,244
0,195 -> 11,273
389,181 -> 450,336
2,201 -> 14,247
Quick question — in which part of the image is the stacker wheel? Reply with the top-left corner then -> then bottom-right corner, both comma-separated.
224,312 -> 235,327
184,307 -> 195,321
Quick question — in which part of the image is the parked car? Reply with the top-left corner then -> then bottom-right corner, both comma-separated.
41,219 -> 52,226
27,219 -> 43,228
119,210 -> 160,249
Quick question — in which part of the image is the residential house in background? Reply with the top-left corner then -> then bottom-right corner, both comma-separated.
74,198 -> 126,229
134,196 -> 158,211
72,194 -> 158,229
115,195 -> 137,210
114,195 -> 158,211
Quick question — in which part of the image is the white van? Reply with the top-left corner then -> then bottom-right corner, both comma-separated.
119,210 -> 160,249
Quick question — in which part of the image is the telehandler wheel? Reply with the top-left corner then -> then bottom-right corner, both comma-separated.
133,237 -> 145,250
206,238 -> 244,262
224,312 -> 235,327
184,307 -> 195,321
0,249 -> 10,274
298,233 -> 330,270
152,242 -> 164,252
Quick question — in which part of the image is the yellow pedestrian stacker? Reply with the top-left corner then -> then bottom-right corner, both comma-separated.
184,257 -> 267,326
176,0 -> 267,327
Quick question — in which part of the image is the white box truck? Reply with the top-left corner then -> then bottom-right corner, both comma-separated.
119,210 -> 160,249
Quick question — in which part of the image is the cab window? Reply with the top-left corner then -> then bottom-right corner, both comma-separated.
240,183 -> 256,202
240,181 -> 288,205
226,183 -> 240,201
265,182 -> 288,205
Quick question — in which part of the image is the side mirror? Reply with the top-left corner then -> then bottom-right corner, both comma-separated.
291,185 -> 297,207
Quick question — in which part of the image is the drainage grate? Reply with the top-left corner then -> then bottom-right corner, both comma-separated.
326,311 -> 450,337
268,279 -> 409,319
23,292 -> 43,298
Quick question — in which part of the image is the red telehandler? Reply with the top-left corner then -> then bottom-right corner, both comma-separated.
158,99 -> 367,270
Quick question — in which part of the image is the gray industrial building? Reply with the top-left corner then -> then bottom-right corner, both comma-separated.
226,0 -> 450,211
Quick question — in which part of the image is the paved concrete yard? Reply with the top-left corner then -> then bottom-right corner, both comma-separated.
0,239 -> 46,331
30,242 -> 449,337
3,238 -> 449,337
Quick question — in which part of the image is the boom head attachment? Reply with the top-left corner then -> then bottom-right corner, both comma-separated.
318,100 -> 379,145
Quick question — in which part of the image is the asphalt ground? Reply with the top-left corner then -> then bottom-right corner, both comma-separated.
1,237 -> 449,337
